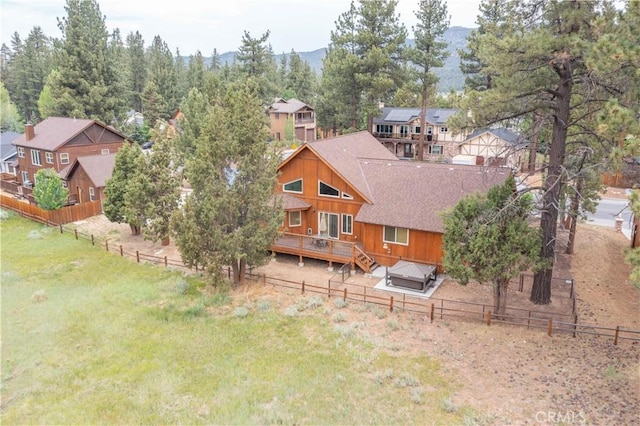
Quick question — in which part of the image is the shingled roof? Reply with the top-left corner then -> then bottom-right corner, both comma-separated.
269,98 -> 313,114
463,127 -> 525,145
298,131 -> 397,202
12,117 -> 127,151
66,153 -> 117,187
355,160 -> 510,233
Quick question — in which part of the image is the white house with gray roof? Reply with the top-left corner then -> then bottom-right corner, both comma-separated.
457,127 -> 527,170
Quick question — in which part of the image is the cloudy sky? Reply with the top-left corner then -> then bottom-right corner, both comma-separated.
1,0 -> 480,55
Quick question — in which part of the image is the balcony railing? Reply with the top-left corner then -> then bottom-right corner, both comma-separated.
373,132 -> 437,142
295,117 -> 315,124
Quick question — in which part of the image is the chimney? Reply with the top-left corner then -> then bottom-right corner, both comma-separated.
25,123 -> 35,141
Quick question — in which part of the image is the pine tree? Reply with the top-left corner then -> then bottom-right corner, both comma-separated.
0,82 -> 23,132
129,124 -> 181,243
442,176 -> 542,316
318,0 -> 407,133
236,30 -> 279,103
103,142 -> 144,235
5,27 -> 52,122
453,0 -> 637,304
172,81 -> 283,286
286,50 -> 317,105
108,28 -> 129,123
140,80 -> 168,128
146,35 -> 177,118
405,0 -> 450,161
125,31 -> 146,112
50,0 -> 119,122
186,50 -> 207,94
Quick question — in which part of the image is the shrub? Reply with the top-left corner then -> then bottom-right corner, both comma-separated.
386,319 -> 399,331
27,230 -> 43,240
333,298 -> 349,309
305,296 -> 324,310
256,299 -> 271,312
174,280 -> 189,295
234,306 -> 250,318
441,396 -> 456,413
410,387 -> 424,404
332,312 -> 346,323
393,374 -> 420,388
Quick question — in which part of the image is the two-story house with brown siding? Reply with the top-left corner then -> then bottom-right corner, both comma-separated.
271,131 -> 510,273
373,107 -> 469,161
267,98 -> 316,144
12,117 -> 127,188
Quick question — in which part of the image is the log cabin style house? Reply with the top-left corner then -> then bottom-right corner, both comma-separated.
271,131 -> 511,273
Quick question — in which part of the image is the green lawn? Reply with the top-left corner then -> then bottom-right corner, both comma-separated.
1,213 -> 479,424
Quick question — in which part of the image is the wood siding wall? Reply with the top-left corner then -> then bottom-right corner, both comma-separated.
278,147 -> 445,269
66,165 -> 105,204
15,123 -> 124,185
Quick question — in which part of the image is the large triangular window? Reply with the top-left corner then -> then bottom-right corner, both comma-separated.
283,178 -> 303,193
318,181 -> 339,198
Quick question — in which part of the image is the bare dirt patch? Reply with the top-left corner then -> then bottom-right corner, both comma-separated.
71,215 -> 639,424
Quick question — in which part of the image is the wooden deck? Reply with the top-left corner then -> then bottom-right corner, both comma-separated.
270,233 -> 361,269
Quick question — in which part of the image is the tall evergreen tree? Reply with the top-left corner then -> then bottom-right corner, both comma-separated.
108,28 -> 129,123
174,48 -> 189,105
127,123 -> 181,243
286,50 -> 317,105
236,30 -> 278,103
172,81 -> 283,286
146,35 -> 177,118
5,27 -> 52,122
186,50 -> 207,94
50,0 -> 119,122
103,142 -> 144,235
452,0 -> 636,304
140,80 -> 168,128
209,48 -> 221,73
125,31 -> 146,112
405,0 -> 450,161
318,0 -> 406,133
459,0 -> 517,92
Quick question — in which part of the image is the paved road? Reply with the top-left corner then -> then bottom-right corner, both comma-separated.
585,197 -> 633,238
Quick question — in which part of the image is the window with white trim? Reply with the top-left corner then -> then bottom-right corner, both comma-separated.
21,171 -> 29,185
45,152 -> 54,164
283,178 -> 302,193
318,181 -> 339,198
62,180 -> 68,189
341,214 -> 353,234
89,187 -> 95,201
101,149 -> 110,155
383,226 -> 409,245
428,145 -> 443,155
60,153 -> 70,164
341,192 -> 353,200
30,149 -> 41,166
440,126 -> 448,133
17,147 -> 25,158
288,211 -> 301,227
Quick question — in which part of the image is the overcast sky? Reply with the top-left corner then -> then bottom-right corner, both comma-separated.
1,0 -> 480,55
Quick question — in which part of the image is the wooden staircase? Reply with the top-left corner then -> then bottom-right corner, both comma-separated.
354,246 -> 377,273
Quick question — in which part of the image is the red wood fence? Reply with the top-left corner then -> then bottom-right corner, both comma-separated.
0,194 -> 102,224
